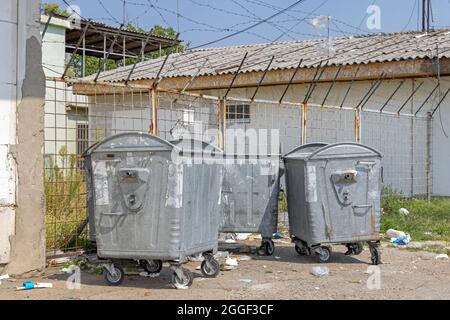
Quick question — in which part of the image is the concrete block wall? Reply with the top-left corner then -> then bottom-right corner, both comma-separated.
201,78 -> 448,196
82,76 -> 450,197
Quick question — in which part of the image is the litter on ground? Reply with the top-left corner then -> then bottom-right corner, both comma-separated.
61,265 -> 78,274
311,267 -> 330,277
225,258 -> 239,267
435,254 -> 449,260
235,255 -> 251,261
235,233 -> 251,241
49,257 -> 71,265
388,229 -> 411,245
0,275 -> 10,285
16,282 -> 53,291
399,208 -> 410,216
391,234 -> 411,245
248,234 -> 262,241
214,251 -> 230,260
386,229 -> 407,239
240,279 -> 252,284
219,254 -> 239,271
139,272 -> 160,278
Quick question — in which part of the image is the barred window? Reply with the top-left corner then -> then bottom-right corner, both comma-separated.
76,123 -> 89,170
226,103 -> 251,123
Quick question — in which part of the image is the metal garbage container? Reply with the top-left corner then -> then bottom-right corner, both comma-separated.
219,154 -> 283,255
84,133 -> 223,288
283,143 -> 383,265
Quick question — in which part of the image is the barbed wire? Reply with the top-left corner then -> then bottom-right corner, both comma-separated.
97,0 -> 123,26
241,0 -> 373,35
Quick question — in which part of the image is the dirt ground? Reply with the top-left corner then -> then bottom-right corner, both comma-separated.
1,241 -> 449,300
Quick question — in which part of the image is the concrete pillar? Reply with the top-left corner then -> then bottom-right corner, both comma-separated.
0,0 -> 45,275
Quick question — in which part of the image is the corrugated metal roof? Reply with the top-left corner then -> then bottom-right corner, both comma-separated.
79,19 -> 178,41
84,28 -> 450,83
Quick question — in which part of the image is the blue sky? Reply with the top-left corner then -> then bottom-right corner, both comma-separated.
47,0 -> 450,48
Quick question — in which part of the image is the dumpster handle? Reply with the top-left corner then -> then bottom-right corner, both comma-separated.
352,205 -> 373,209
357,161 -> 376,166
102,212 -> 126,216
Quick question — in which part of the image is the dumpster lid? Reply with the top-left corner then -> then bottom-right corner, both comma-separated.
284,142 -> 382,160
84,132 -> 174,155
308,143 -> 382,160
283,143 -> 328,159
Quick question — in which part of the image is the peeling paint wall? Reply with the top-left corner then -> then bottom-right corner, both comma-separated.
0,0 -> 45,275
0,0 -> 19,267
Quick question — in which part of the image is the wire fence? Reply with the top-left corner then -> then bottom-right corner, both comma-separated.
44,78 -> 432,253
361,112 -> 430,197
44,79 -> 153,253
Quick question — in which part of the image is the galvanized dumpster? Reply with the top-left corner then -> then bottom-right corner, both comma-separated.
283,143 -> 383,265
219,155 -> 283,255
84,133 -> 223,288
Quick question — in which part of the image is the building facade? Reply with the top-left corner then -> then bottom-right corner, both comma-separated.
75,30 -> 450,197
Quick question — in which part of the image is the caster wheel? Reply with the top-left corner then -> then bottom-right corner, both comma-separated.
260,240 -> 275,256
171,268 -> 194,289
141,260 -> 163,274
370,245 -> 381,265
103,265 -> 125,286
317,246 -> 332,263
201,258 -> 220,278
345,243 -> 364,256
295,244 -> 309,256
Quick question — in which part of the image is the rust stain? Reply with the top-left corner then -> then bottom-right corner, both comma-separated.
301,103 -> 308,144
370,206 -> 375,232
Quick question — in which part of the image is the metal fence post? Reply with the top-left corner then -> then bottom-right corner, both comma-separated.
218,98 -> 223,149
355,107 -> 362,143
152,88 -> 158,135
301,103 -> 308,144
426,111 -> 432,201
223,98 -> 228,151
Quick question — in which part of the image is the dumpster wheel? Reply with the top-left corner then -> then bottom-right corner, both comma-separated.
295,244 -> 309,256
141,260 -> 163,275
369,243 -> 381,266
171,267 -> 194,289
103,265 -> 125,286
259,239 -> 275,256
345,243 -> 364,256
201,258 -> 220,278
316,246 -> 332,263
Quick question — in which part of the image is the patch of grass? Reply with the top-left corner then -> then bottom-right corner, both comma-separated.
381,186 -> 450,242
62,257 -> 103,275
45,147 -> 88,250
278,191 -> 288,214
277,192 -> 290,237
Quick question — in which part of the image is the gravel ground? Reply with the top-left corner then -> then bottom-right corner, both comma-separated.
1,242 -> 449,300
